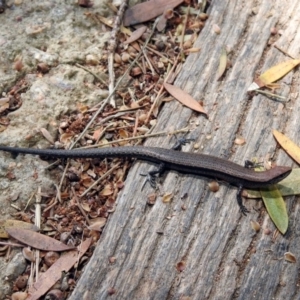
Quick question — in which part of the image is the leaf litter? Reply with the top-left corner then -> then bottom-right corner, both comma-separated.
1,1 -> 211,298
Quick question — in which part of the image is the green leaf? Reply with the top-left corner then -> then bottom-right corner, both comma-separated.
260,186 -> 288,234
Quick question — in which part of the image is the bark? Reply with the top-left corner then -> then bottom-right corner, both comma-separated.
70,0 -> 300,299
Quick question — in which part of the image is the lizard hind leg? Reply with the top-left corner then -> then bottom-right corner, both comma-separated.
237,184 -> 249,216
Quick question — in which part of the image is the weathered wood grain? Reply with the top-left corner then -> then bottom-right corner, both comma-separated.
70,0 -> 300,299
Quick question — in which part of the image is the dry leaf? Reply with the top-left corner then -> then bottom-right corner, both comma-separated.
88,217 -> 107,231
0,220 -> 39,239
250,220 -> 260,232
163,82 -> 207,115
157,8 -> 174,31
6,228 -> 76,251
81,175 -> 94,188
94,14 -> 113,28
184,47 -> 201,54
100,184 -> 113,196
76,102 -> 89,114
60,132 -> 74,144
22,247 -> 35,262
80,201 -> 91,212
92,128 -> 103,140
273,129 -> 300,164
0,100 -> 9,113
87,169 -> 96,178
124,26 -> 147,44
124,0 -> 184,26
27,238 -> 91,300
248,59 -> 300,91
40,128 -> 55,144
259,59 -> 300,86
11,292 -> 28,300
284,251 -> 297,263
119,128 -> 129,139
162,192 -> 173,203
217,47 -> 227,80
0,97 -> 9,105
157,14 -> 168,32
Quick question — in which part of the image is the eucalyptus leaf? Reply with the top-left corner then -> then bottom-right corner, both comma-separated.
260,186 -> 288,234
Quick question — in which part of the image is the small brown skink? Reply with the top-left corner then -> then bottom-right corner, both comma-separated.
0,145 -> 292,214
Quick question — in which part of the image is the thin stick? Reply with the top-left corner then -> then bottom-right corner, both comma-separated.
43,199 -> 57,213
95,109 -> 142,127
80,126 -> 190,149
46,163 -> 68,212
180,5 -> 190,49
75,63 -> 108,86
146,45 -> 173,63
12,85 -> 29,95
142,49 -> 156,75
145,54 -> 180,123
0,241 -> 24,247
107,0 -> 128,107
71,191 -> 90,225
34,187 -> 41,280
24,191 -> 36,211
256,89 -> 287,101
72,187 -> 91,225
80,162 -> 121,198
273,45 -> 295,59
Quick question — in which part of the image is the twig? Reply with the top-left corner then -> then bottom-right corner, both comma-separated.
180,5 -> 190,49
106,2 -> 118,13
133,110 -> 140,137
80,126 -> 190,149
35,186 -> 42,229
0,241 -> 24,247
146,45 -> 173,63
70,18 -> 159,150
10,203 -> 21,210
142,49 -> 156,75
12,85 -> 29,95
45,165 -> 67,213
24,191 -> 36,211
34,187 -> 41,280
256,89 -> 287,102
134,123 -> 155,146
94,109 -> 142,127
145,53 -> 180,123
43,193 -> 58,213
273,45 -> 295,59
108,0 -> 128,107
71,187 -> 90,225
73,230 -> 85,280
75,63 -> 108,86
80,162 -> 121,198
95,123 -> 114,144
